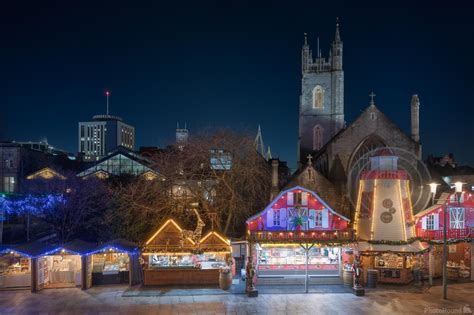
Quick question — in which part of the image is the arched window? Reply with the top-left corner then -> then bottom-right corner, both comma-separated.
313,125 -> 324,150
312,85 -> 324,109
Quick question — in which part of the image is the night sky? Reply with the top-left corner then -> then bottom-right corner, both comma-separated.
2,1 -> 473,170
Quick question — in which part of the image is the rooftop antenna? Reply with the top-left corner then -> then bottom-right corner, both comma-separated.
105,90 -> 111,115
317,36 -> 320,58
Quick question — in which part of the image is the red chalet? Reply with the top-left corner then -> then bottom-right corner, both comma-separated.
246,186 -> 353,285
415,191 -> 474,280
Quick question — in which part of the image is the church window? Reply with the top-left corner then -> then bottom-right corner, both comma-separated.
313,125 -> 323,150
370,112 -> 376,121
312,85 -> 324,109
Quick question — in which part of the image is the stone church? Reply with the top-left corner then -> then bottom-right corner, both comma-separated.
282,22 -> 424,217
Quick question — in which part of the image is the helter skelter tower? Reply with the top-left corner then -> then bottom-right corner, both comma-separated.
354,148 -> 427,254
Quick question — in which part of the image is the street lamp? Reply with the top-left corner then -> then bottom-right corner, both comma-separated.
429,181 -> 464,300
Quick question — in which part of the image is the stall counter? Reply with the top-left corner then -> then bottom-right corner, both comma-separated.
376,268 -> 413,284
0,273 -> 31,288
144,268 -> 220,286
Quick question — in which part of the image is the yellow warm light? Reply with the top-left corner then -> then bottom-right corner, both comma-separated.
370,179 -> 377,240
26,168 -> 66,180
92,170 -> 109,179
406,180 -> 416,236
397,179 -> 407,241
142,171 -> 159,181
200,231 -> 230,245
145,219 -> 195,245
354,181 -> 363,235
142,251 -> 231,255
261,243 -> 305,248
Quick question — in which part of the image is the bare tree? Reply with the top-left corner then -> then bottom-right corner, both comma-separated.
114,128 -> 271,238
22,171 -> 111,242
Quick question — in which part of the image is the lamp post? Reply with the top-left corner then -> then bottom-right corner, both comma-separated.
430,181 -> 463,300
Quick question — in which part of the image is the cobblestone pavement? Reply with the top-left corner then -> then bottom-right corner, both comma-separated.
0,283 -> 473,314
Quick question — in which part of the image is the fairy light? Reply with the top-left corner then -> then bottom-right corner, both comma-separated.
406,180 -> 416,236
397,179 -> 408,241
370,179 -> 377,240
145,219 -> 195,245
354,181 -> 363,236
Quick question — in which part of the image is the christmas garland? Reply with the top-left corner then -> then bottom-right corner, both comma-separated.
366,237 -> 473,246
367,237 -> 422,245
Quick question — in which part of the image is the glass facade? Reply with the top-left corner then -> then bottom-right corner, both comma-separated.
78,154 -> 153,177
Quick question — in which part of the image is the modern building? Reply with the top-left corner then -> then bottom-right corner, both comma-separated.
78,115 -> 135,161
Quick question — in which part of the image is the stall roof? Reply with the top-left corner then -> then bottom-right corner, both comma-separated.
358,240 -> 429,255
94,239 -> 139,254
62,239 -> 97,255
144,219 -> 196,253
0,244 -> 13,254
13,241 -> 58,258
199,231 -> 231,252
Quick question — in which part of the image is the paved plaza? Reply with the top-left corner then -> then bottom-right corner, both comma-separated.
0,283 -> 473,314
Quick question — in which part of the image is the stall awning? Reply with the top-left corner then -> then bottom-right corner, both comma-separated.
357,240 -> 429,255
13,241 -> 59,258
62,240 -> 97,255
144,219 -> 196,253
0,244 -> 13,254
94,239 -> 139,254
199,231 -> 231,253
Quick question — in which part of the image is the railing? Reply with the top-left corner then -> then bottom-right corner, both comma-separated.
248,229 -> 354,243
416,227 -> 472,240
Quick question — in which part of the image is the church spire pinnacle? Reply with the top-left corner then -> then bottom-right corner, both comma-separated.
254,124 -> 265,157
334,17 -> 341,43
304,32 -> 308,46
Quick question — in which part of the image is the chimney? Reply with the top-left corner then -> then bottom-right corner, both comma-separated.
271,159 -> 279,200
411,95 -> 420,142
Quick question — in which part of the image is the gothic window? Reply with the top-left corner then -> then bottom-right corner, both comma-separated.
313,125 -> 323,150
370,112 -> 376,121
312,85 -> 324,109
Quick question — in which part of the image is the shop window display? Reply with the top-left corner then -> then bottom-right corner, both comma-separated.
149,253 -> 227,270
92,252 -> 130,285
0,253 -> 31,288
257,246 -> 340,276
42,255 -> 81,288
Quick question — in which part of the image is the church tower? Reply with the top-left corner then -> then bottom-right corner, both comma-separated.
298,21 -> 344,166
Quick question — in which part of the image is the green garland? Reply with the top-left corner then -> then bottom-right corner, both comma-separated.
367,237 -> 422,245
367,237 -> 473,246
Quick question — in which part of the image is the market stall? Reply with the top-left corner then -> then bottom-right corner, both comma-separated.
354,150 -> 429,284
257,245 -> 341,277
0,245 -> 32,290
142,219 -> 231,286
36,240 -> 96,290
246,186 -> 353,286
90,239 -> 140,286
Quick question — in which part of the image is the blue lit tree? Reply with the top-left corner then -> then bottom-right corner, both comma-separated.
3,171 -> 111,242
